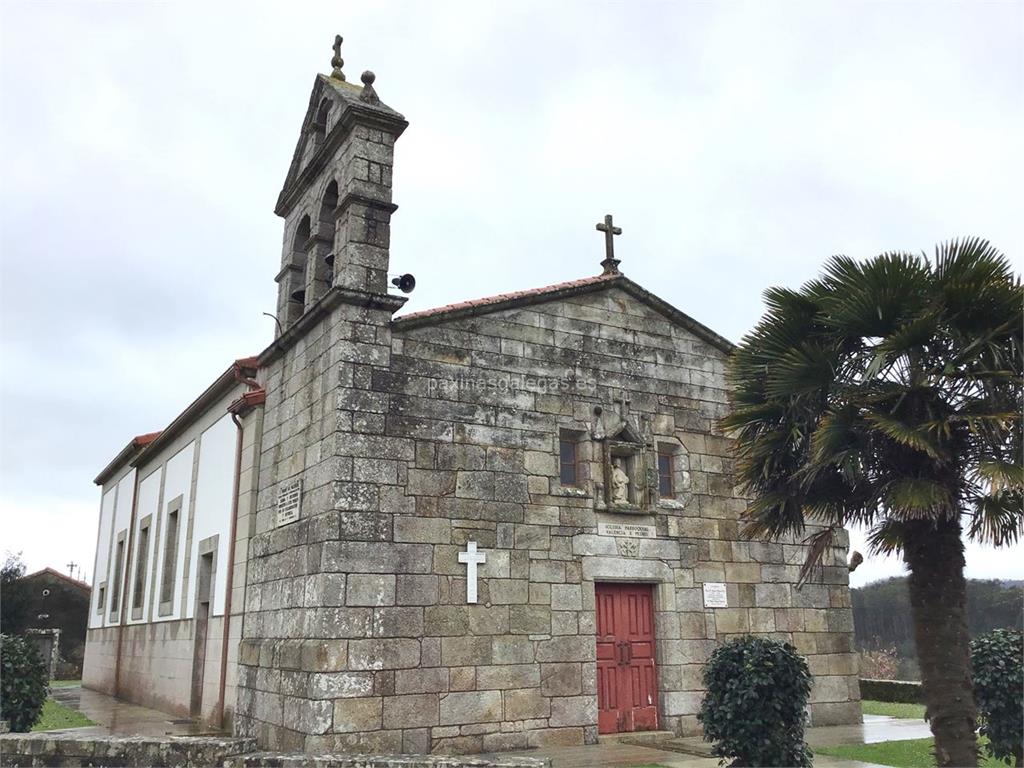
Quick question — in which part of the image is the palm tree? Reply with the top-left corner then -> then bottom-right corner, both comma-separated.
722,239 -> 1022,768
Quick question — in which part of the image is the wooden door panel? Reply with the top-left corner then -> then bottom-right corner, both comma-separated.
595,583 -> 659,734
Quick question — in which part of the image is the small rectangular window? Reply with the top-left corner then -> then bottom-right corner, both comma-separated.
160,506 -> 181,606
96,584 -> 106,614
658,451 -> 674,498
110,537 -> 125,616
132,522 -> 151,611
559,434 -> 579,486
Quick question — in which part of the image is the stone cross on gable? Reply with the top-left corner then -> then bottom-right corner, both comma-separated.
596,214 -> 622,275
458,541 -> 487,604
331,35 -> 346,81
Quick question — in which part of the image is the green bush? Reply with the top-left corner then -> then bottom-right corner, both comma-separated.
698,635 -> 813,767
971,629 -> 1023,766
0,634 -> 49,732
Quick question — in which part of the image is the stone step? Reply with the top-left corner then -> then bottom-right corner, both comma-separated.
632,736 -> 716,758
223,754 -> 550,768
597,729 -> 675,746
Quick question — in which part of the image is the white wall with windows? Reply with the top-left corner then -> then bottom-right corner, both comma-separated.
103,470 -> 136,627
153,442 -> 195,621
126,469 -> 161,624
88,486 -> 117,629
186,414 -> 236,618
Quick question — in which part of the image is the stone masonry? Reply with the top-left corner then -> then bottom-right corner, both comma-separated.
231,44 -> 860,755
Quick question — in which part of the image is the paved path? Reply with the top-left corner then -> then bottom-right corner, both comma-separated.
47,687 -> 932,767
503,716 -> 932,768
49,685 -> 220,737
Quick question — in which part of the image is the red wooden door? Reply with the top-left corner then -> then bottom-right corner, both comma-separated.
595,582 -> 659,733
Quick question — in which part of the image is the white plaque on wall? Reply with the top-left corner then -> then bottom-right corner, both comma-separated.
275,480 -> 302,527
598,522 -> 656,539
702,582 -> 728,608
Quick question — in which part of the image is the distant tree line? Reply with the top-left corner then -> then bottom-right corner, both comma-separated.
852,577 -> 1023,679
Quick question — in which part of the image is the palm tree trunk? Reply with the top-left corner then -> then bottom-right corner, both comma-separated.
903,516 -> 978,768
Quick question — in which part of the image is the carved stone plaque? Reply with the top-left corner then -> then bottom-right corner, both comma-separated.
598,522 -> 656,539
617,538 -> 641,558
276,479 -> 302,527
702,582 -> 728,608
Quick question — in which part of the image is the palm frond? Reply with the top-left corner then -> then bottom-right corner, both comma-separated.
966,492 -> 1024,546
866,519 -> 908,556
863,411 -> 941,458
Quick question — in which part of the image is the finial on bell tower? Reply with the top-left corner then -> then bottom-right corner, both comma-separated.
330,35 -> 345,81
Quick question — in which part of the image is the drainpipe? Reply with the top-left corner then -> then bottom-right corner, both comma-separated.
113,469 -> 141,697
215,411 -> 245,730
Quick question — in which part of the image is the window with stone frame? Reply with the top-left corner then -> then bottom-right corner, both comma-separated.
657,448 -> 674,498
109,534 -> 126,619
132,518 -> 151,616
159,498 -> 182,612
559,429 -> 581,487
656,440 -> 690,503
95,583 -> 106,614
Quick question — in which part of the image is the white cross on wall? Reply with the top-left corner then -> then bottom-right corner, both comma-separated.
457,541 -> 487,604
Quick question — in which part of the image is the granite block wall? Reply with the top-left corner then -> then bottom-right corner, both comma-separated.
235,284 -> 860,754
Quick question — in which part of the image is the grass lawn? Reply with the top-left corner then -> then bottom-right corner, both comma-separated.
30,698 -> 95,731
49,679 -> 82,688
816,737 -> 1004,768
862,699 -> 927,719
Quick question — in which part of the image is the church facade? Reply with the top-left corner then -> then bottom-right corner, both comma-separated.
83,40 -> 861,754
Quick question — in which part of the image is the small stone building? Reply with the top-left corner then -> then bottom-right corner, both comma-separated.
14,568 -> 91,678
83,40 -> 860,754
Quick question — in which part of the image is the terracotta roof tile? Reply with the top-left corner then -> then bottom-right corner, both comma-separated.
397,273 -> 617,323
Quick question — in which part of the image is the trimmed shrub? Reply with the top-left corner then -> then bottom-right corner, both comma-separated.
698,635 -> 813,767
859,678 -> 923,703
0,634 -> 49,732
971,629 -> 1023,766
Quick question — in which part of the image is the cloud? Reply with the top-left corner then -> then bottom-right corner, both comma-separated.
1,0 -> 1021,577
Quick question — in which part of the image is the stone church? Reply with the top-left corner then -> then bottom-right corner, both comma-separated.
82,38 -> 861,755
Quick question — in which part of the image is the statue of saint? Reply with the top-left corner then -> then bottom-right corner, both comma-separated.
611,458 -> 630,505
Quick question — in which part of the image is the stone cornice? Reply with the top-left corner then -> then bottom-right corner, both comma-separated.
258,285 -> 407,368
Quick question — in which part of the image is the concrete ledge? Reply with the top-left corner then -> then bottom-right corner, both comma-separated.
859,678 -> 923,703
0,733 -> 256,767
223,755 -> 550,768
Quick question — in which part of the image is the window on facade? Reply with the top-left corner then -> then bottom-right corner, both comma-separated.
160,506 -> 180,606
110,537 -> 125,615
96,584 -> 106,614
132,522 -> 150,611
658,450 -> 674,498
559,431 -> 579,487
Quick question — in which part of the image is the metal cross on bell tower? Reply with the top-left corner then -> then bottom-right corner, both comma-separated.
596,214 -> 622,275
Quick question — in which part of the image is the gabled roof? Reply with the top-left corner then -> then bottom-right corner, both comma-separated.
19,567 -> 92,594
93,431 -> 162,486
276,73 -> 407,217
392,272 -> 736,355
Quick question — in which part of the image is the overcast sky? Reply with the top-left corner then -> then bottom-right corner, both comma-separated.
1,1 -> 1021,587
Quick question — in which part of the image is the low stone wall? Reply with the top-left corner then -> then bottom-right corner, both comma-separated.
224,755 -> 550,767
0,734 -> 549,768
859,678 -> 923,704
0,734 -> 256,767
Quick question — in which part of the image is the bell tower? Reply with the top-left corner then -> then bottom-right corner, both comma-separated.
273,36 -> 408,330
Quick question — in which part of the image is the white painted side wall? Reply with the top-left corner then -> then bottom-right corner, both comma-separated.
187,413 -> 236,618
126,469 -> 161,624
104,469 -> 136,628
153,442 -> 195,622
88,487 -> 117,629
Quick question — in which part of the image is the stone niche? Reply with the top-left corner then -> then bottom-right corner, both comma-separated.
593,394 -> 656,514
